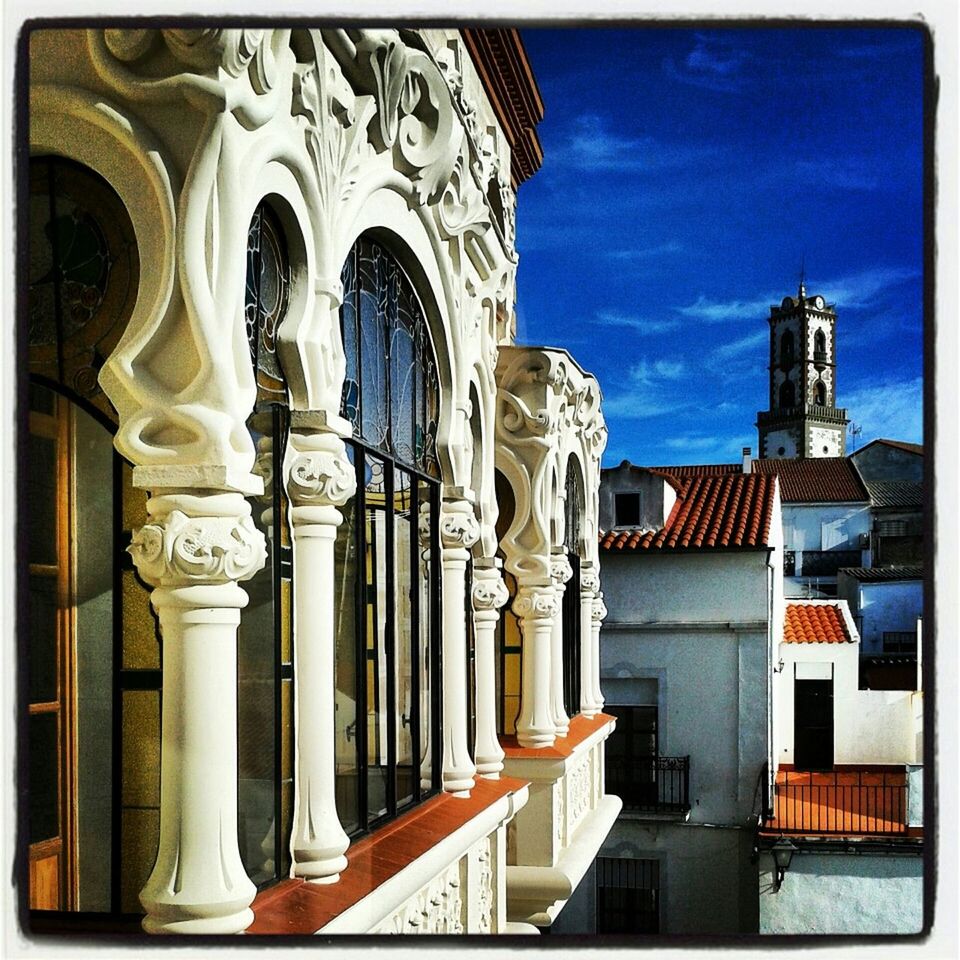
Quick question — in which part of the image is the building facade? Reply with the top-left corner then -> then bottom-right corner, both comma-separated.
597,463 -> 783,934
21,26 -> 618,936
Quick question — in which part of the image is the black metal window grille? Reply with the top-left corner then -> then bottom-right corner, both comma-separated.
495,571 -> 522,736
335,237 -> 442,837
597,857 -> 660,934
238,202 -> 295,889
784,550 -> 797,577
562,463 -> 582,718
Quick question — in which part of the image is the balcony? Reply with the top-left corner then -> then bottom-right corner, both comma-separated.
799,549 -> 863,578
607,755 -> 690,819
761,768 -> 909,837
813,349 -> 828,368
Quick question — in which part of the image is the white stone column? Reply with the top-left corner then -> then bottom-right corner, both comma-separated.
471,561 -> 509,778
549,555 -> 573,737
439,499 -> 480,795
128,491 -> 267,935
591,593 -> 608,716
513,583 -> 559,748
579,567 -> 601,717
284,425 -> 356,883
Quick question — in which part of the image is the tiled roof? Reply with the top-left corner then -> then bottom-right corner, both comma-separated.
838,565 -> 923,582
784,601 -> 855,644
647,463 -> 740,477
751,457 -> 869,503
600,472 -> 776,552
864,479 -> 923,508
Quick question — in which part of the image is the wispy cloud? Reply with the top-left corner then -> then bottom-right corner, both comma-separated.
628,359 -> 686,386
817,266 -> 920,309
609,241 -> 685,261
843,377 -> 923,445
711,329 -> 768,362
678,295 -> 774,323
657,431 -> 756,464
595,311 -> 681,334
601,394 -> 692,420
663,34 -> 751,92
794,158 -> 880,192
550,115 -> 717,174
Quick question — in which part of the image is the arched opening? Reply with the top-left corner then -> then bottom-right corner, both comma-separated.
814,329 -> 826,358
494,469 -> 522,736
237,200 -> 295,889
779,329 -> 795,368
333,235 -> 442,836
25,156 -> 157,916
779,379 -> 795,409
814,380 -> 826,407
562,458 -> 584,717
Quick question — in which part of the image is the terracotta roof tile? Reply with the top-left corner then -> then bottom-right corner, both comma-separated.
599,472 -> 776,552
751,457 -> 868,503
646,463 -> 740,477
837,565 -> 923,582
784,601 -> 855,644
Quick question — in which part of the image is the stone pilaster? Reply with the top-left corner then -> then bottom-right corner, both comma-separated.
471,562 -> 509,778
128,491 -> 267,934
284,425 -> 356,883
513,584 -> 559,748
439,499 -> 481,794
549,554 -> 573,736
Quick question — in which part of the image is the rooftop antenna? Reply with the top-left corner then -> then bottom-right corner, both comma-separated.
848,421 -> 862,452
798,254 -> 806,299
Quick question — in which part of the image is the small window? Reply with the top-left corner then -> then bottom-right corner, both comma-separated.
882,631 -> 917,653
814,380 -> 826,406
780,329 -> 795,367
615,493 -> 640,527
784,550 -> 796,576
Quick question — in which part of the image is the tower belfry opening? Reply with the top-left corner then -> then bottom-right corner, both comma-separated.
755,282 -> 848,459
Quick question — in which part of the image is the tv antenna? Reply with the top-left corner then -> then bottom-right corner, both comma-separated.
848,422 -> 862,451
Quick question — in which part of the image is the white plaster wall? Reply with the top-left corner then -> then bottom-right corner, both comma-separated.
782,503 -> 870,553
774,639 -> 920,766
758,851 -> 923,934
854,580 -> 923,653
809,426 -> 843,458
601,552 -> 770,625
604,822 -> 758,934
763,428 -> 799,459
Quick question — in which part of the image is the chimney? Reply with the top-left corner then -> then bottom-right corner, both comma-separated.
742,446 -> 752,474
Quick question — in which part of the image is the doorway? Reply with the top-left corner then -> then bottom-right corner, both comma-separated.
794,678 -> 834,770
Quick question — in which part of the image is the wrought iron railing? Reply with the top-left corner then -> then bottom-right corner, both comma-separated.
765,769 -> 908,835
607,755 -> 690,815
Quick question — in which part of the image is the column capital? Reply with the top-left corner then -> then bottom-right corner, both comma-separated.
592,593 -> 608,623
580,569 -> 600,596
471,567 -> 509,613
284,430 -> 356,509
550,554 -> 573,587
439,499 -> 481,552
127,492 -> 266,589
513,584 -> 558,622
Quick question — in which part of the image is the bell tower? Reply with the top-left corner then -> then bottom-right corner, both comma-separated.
756,280 -> 848,459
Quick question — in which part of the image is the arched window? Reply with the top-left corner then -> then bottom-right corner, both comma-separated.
779,379 -> 795,409
814,329 -> 827,364
334,237 -> 442,834
779,329 -> 794,367
237,201 -> 295,888
814,380 -> 826,406
25,157 -> 157,917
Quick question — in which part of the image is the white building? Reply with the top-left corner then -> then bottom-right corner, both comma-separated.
21,26 -> 619,936
597,462 -> 783,934
759,599 -> 923,934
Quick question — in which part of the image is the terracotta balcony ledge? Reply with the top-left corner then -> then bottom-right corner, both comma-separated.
247,776 -> 528,935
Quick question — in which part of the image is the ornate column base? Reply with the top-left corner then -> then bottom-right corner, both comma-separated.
472,563 -> 509,779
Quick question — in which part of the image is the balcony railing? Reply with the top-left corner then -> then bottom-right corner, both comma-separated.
607,755 -> 690,816
764,769 -> 908,836
800,549 -> 862,578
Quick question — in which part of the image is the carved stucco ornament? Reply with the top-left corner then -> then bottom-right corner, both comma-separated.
128,510 -> 267,587
471,572 -> 510,612
286,450 -> 357,507
512,586 -> 559,622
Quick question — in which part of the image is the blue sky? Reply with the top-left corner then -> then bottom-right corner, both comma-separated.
515,27 -> 925,467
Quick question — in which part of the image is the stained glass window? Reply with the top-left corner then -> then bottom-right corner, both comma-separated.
335,236 -> 442,836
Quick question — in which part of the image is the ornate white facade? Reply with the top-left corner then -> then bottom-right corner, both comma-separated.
24,26 -> 616,936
